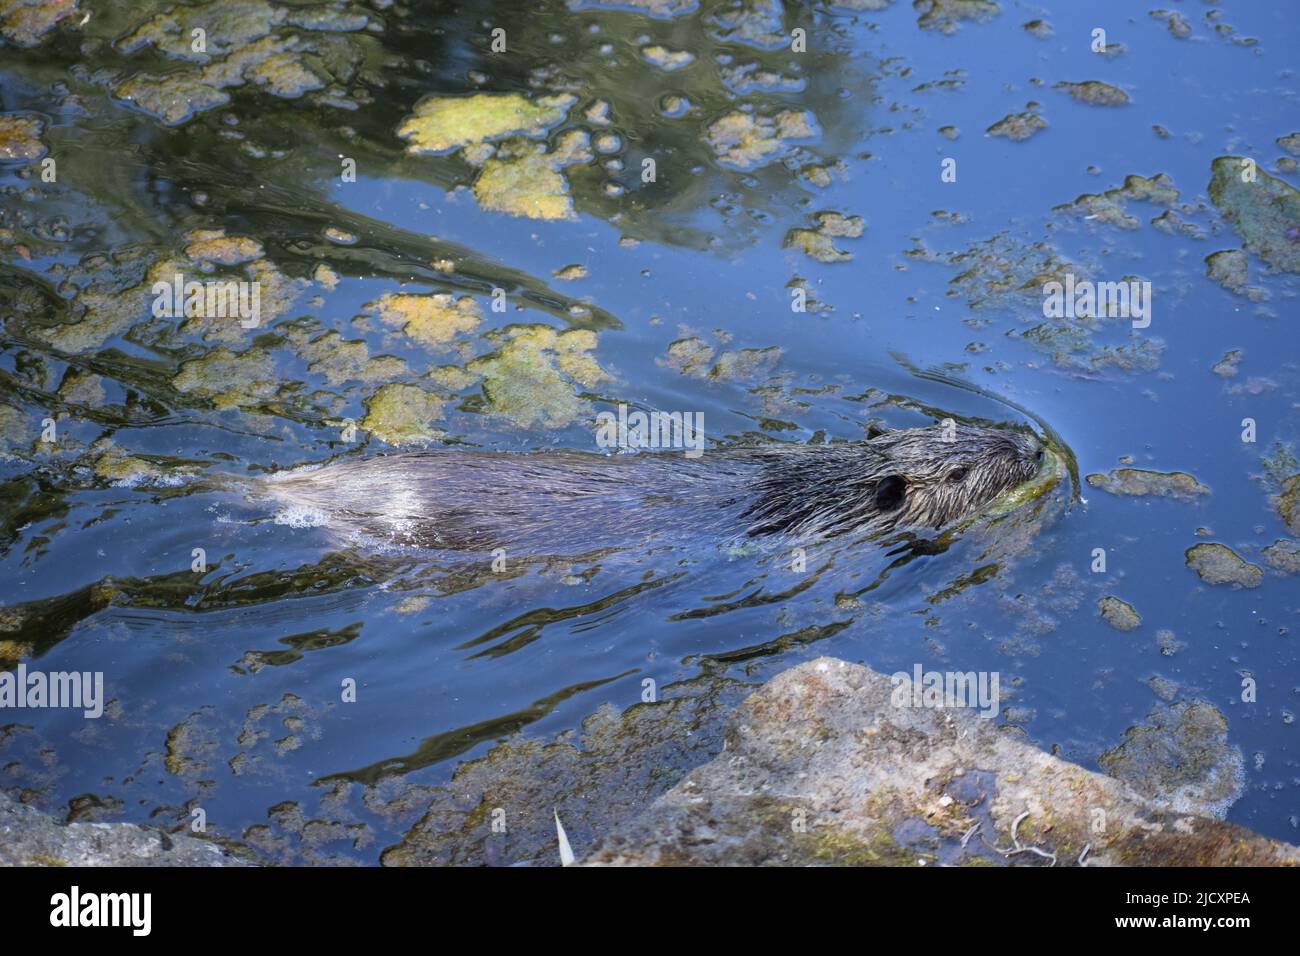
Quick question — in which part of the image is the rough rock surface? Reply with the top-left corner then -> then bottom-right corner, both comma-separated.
582,658 -> 1299,866
0,792 -> 250,866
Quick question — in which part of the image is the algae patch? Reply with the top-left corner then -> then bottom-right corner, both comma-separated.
466,326 -> 610,429
1099,701 -> 1244,819
986,111 -> 1045,142
706,110 -> 817,169
1054,81 -> 1130,107
370,293 -> 482,348
397,94 -> 576,154
1185,543 -> 1263,588
0,113 -> 47,161
1098,595 -> 1141,631
1086,469 -> 1210,500
362,383 -> 444,446
1208,156 -> 1300,273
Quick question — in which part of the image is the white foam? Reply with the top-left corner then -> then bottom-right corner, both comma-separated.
273,505 -> 329,529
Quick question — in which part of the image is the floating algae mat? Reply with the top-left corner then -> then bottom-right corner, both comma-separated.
0,0 -> 1298,887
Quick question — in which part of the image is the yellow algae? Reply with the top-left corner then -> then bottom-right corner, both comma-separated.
785,229 -> 851,263
641,46 -> 694,71
707,109 -> 816,169
184,229 -> 264,265
553,264 -> 588,281
172,347 -> 277,410
473,151 -> 574,220
313,263 -> 340,290
371,293 -> 481,348
362,383 -> 444,446
0,640 -> 32,666
397,93 -> 576,155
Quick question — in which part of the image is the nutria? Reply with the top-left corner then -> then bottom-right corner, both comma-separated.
259,423 -> 1044,555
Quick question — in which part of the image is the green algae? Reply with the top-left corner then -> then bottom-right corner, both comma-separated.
465,325 -> 609,428
287,329 -> 408,386
172,347 -> 278,410
1086,469 -> 1210,500
361,383 -> 444,446
1208,156 -> 1300,273
1185,543 -> 1263,588
397,93 -> 576,155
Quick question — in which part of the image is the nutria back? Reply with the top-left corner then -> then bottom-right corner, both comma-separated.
260,423 -> 1042,556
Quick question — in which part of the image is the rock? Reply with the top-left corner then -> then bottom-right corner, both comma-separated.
581,659 -> 1300,866
0,792 -> 249,866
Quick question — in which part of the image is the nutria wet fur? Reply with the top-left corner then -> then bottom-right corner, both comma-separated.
262,424 -> 1043,555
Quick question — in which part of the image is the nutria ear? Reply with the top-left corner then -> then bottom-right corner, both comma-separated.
874,474 -> 906,511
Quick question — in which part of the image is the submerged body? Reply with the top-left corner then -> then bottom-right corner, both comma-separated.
260,424 -> 1043,556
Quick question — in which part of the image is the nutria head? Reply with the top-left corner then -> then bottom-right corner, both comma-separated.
866,424 -> 1043,530
740,423 -> 1044,540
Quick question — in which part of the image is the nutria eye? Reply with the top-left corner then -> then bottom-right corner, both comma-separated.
948,467 -> 967,483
